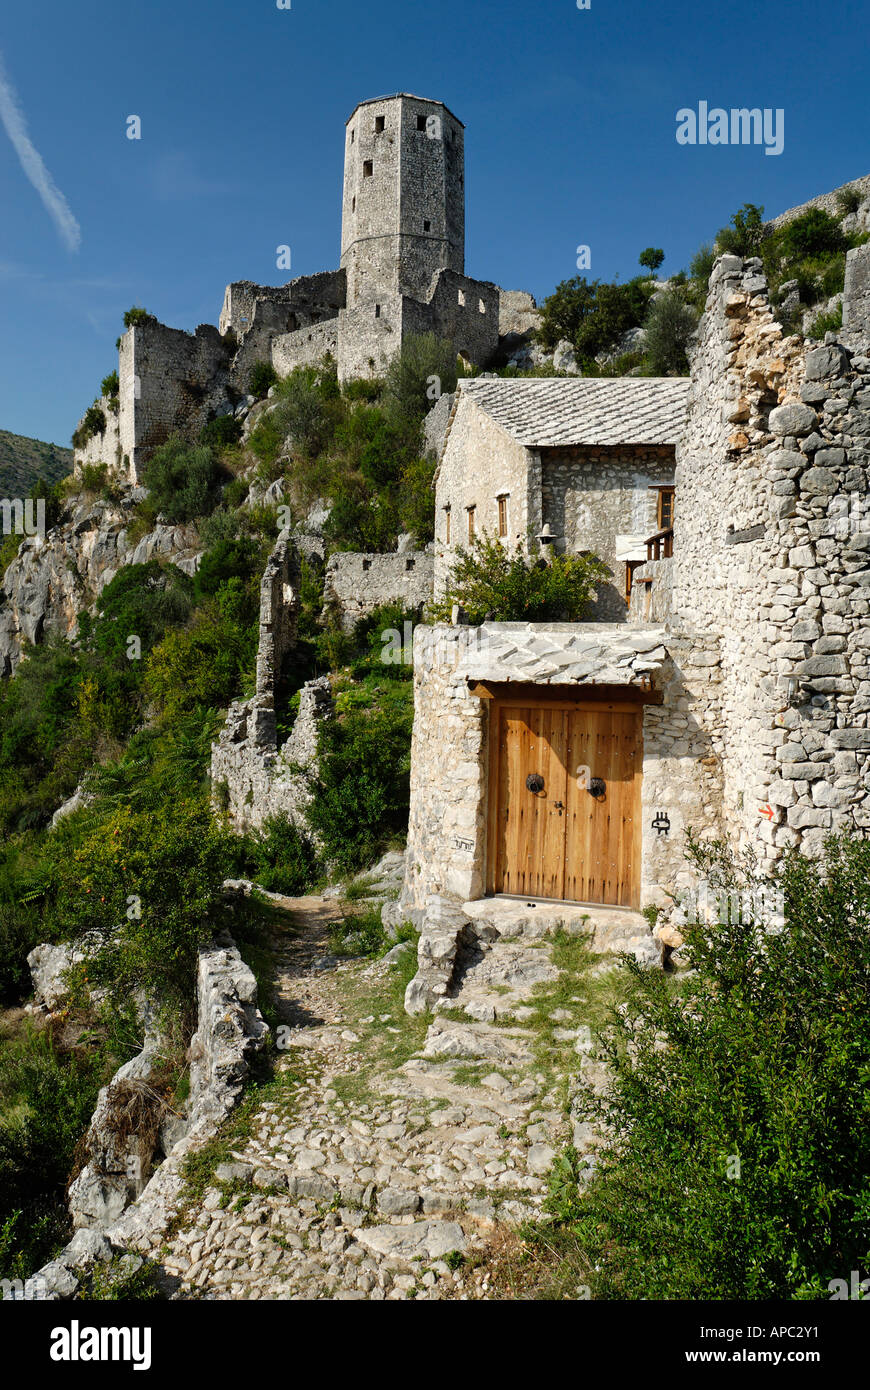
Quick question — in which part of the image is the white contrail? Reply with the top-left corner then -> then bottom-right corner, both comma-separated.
0,48 -> 80,252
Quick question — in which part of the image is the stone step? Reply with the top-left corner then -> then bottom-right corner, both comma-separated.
463,896 -> 661,965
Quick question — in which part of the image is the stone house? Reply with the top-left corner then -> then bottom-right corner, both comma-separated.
398,247 -> 870,982
433,376 -> 690,618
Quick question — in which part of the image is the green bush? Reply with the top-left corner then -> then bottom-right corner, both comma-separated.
383,333 -> 457,425
0,1025 -> 108,1280
194,539 -> 261,605
123,306 -> 155,329
199,414 -> 243,449
305,688 -> 413,875
715,202 -> 765,258
641,289 -> 699,375
83,560 -> 193,667
144,608 -> 256,720
47,797 -> 235,1008
562,832 -> 870,1300
836,186 -> 862,217
71,405 -> 107,451
249,361 -> 279,399
808,303 -> 843,339
432,531 -> 611,624
244,815 -> 320,895
777,208 -> 846,263
141,438 -> 227,523
101,371 -> 119,394
537,276 -> 654,360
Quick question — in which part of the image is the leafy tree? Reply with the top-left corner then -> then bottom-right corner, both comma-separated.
642,289 -> 699,375
71,404 -> 107,450
140,438 -> 227,523
537,276 -> 653,361
639,247 -> 665,276
432,531 -> 611,624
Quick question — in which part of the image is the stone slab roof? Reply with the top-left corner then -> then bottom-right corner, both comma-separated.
421,622 -> 670,686
445,376 -> 691,452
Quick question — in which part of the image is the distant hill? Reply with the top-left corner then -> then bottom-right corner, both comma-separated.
0,429 -> 73,497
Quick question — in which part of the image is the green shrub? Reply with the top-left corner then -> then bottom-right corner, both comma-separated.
82,560 -> 193,667
537,276 -> 654,360
144,608 -> 256,720
123,306 -> 155,329
244,815 -> 320,895
328,906 -> 388,958
77,463 -> 108,494
0,1025 -> 107,1279
141,438 -> 227,523
383,333 -> 457,425
641,289 -> 698,375
777,208 -> 846,263
562,832 -> 870,1300
432,531 -> 611,624
305,691 -> 413,875
249,361 -> 278,399
836,186 -> 862,217
194,539 -> 261,605
47,797 -> 235,1007
808,303 -> 843,339
715,202 -> 765,258
71,405 -> 107,451
199,414 -> 243,449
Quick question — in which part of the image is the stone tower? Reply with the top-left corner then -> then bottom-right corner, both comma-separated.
340,94 -> 465,310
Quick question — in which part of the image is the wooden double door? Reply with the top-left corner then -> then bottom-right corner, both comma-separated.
486,694 -> 643,909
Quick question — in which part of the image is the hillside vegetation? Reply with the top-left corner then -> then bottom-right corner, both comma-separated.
0,430 -> 72,499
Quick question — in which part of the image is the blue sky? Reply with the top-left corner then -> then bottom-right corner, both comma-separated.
1,0 -> 867,447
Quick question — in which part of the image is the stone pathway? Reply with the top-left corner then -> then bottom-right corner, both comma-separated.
154,894 -> 609,1300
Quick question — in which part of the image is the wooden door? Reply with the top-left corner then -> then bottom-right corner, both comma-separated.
491,705 -> 569,899
564,706 -> 642,909
488,698 -> 642,909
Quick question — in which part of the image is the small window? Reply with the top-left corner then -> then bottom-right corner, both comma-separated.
375,304 -> 381,318
458,289 -> 466,307
405,558 -> 415,572
362,559 -> 372,571
350,129 -> 355,144
479,299 -> 486,315
467,506 -> 476,541
352,197 -> 356,213
444,507 -> 451,544
363,160 -> 373,178
657,486 -> 675,530
417,114 -> 427,131
423,220 -> 431,232
497,495 -> 509,537
375,115 -> 385,133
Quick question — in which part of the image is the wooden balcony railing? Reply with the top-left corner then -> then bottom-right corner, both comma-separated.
645,526 -> 674,562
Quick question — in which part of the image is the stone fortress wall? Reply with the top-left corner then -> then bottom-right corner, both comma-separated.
666,251 -> 870,865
